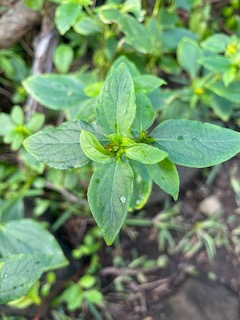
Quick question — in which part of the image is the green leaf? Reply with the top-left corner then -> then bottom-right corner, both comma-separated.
132,92 -> 155,131
23,74 -> 86,111
80,130 -> 112,163
129,161 -> 152,210
125,143 -> 168,164
87,161 -> 133,245
133,75 -> 166,93
96,64 -> 136,135
210,94 -> 235,122
0,113 -> 13,136
201,34 -> 230,53
146,158 -> 180,200
58,283 -> 83,311
110,56 -> 140,78
53,44 -> 74,74
26,113 -> 45,132
151,119 -> 240,168
11,105 -> 24,125
99,9 -> 151,54
20,149 -> 45,174
0,219 -> 68,269
23,0 -> 44,10
24,121 -> 106,169
177,38 -> 202,79
83,289 -> 104,304
0,198 -> 24,223
55,2 -> 82,35
199,56 -> 231,73
222,66 -> 236,87
79,275 -> 96,289
0,254 -> 50,304
74,16 -> 101,35
162,28 -> 198,50
206,80 -> 240,104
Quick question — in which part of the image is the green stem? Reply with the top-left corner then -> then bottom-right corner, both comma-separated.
153,0 -> 161,17
125,218 -> 153,227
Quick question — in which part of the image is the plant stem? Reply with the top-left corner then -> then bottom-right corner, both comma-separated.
153,0 -> 161,17
125,218 -> 153,227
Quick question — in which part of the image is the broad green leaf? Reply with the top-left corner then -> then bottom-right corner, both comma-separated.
23,75 -> 86,111
206,80 -> 240,104
133,75 -> 166,93
55,2 -> 82,35
0,219 -> 68,269
125,143 -> 168,164
24,121 -> 106,169
98,7 -> 120,23
20,149 -> 45,174
201,34 -> 230,53
222,66 -> 236,87
151,119 -> 240,167
146,158 -> 180,200
84,82 -> 103,97
129,160 -> 152,210
210,94 -> 235,122
0,198 -> 24,223
177,38 -> 202,79
83,289 -> 104,304
0,113 -> 13,136
74,17 -> 101,35
0,254 -> 50,304
80,130 -> 112,163
53,44 -> 74,74
87,161 -> 133,245
26,113 -> 45,132
162,28 -> 198,50
118,14 -> 151,54
110,56 -> 140,78
99,9 -> 151,53
132,92 -> 155,131
58,283 -> 83,311
79,275 -> 96,289
160,55 -> 181,75
199,56 -> 231,73
67,97 -> 97,122
11,105 -> 24,125
96,64 -> 136,135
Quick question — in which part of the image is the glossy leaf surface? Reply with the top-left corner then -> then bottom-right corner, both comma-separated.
147,158 -> 180,200
125,143 -> 168,164
0,219 -> 68,269
0,254 -> 50,304
96,64 -> 136,135
23,75 -> 86,110
87,161 -> 133,245
151,119 -> 240,167
24,121 -> 107,169
80,130 -> 112,163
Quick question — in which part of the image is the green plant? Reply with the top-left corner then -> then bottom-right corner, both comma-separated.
159,34 -> 240,122
24,63 -> 240,245
177,212 -> 228,260
0,105 -> 44,151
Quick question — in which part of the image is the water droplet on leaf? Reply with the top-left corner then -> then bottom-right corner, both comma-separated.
3,273 -> 7,278
120,196 -> 126,204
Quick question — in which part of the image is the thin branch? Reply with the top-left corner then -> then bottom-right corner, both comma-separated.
0,86 -> 12,98
45,181 -> 88,206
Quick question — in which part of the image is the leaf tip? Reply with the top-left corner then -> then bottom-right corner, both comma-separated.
103,234 -> 115,246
